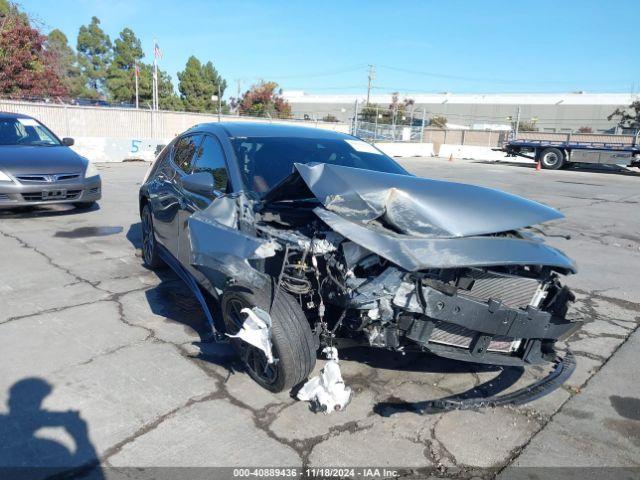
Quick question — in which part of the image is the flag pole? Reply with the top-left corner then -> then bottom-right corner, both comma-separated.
152,39 -> 158,110
153,60 -> 158,110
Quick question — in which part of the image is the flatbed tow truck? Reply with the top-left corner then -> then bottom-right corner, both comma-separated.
495,132 -> 640,170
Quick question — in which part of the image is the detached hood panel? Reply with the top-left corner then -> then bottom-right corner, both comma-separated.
268,163 -> 563,238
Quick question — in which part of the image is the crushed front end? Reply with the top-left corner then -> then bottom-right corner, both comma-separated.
327,261 -> 577,367
250,162 -> 581,369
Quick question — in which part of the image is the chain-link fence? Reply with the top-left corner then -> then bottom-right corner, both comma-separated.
351,104 -> 637,148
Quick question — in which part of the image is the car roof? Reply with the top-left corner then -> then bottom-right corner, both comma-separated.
0,111 -> 34,120
187,121 -> 354,140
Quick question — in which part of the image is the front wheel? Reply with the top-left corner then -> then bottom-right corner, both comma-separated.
539,148 -> 565,170
221,284 -> 316,392
141,202 -> 165,269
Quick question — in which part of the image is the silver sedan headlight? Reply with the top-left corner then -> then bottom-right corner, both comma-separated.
85,162 -> 100,178
0,170 -> 13,183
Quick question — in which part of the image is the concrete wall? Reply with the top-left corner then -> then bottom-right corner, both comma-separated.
71,137 -> 169,162
438,144 -> 511,161
374,142 -> 435,157
0,99 -> 350,140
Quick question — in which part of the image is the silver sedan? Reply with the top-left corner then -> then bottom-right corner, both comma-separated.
0,113 -> 101,209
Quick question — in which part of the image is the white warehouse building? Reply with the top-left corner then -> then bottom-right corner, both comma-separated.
282,91 -> 637,132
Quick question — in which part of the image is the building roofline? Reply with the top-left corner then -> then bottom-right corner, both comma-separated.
282,91 -> 637,105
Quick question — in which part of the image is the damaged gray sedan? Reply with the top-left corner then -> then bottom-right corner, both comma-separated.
139,122 -> 579,398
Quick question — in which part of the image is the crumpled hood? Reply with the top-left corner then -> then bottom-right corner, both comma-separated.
266,162 -> 563,238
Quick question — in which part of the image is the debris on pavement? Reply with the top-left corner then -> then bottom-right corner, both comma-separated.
297,347 -> 353,413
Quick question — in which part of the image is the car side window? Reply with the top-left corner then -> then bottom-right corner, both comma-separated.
172,134 -> 202,174
192,135 -> 229,193
149,139 -> 176,180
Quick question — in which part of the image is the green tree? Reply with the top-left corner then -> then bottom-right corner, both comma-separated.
177,56 -> 227,112
608,101 -> 640,130
359,103 -> 380,123
429,115 -> 448,128
0,0 -> 26,21
46,29 -> 84,97
105,28 -> 143,103
77,16 -> 112,98
157,69 -> 182,110
240,81 -> 291,118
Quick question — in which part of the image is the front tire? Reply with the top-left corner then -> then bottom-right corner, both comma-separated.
539,148 -> 565,170
221,284 -> 316,392
141,203 -> 165,269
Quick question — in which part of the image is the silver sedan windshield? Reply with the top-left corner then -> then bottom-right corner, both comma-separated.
0,118 -> 61,146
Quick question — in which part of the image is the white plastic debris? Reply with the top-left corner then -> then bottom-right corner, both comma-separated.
254,240 -> 279,259
226,307 -> 275,364
297,347 -> 352,413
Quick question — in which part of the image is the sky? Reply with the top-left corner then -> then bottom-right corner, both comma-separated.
23,0 -> 640,98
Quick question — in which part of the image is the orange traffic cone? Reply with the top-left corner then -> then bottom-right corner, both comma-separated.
449,154 -> 453,162
535,160 -> 541,171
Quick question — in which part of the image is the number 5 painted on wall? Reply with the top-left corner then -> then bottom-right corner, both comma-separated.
131,140 -> 141,153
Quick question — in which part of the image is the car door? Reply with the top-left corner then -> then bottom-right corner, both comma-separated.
177,133 -> 231,268
149,133 -> 202,256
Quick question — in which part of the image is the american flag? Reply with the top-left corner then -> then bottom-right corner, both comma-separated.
154,42 -> 163,60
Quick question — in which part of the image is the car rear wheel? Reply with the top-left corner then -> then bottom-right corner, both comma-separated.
141,203 -> 165,269
221,284 -> 316,392
539,148 -> 565,170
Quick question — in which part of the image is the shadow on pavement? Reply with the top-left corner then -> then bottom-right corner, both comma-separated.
125,221 -> 143,249
0,378 -> 103,479
339,346 -> 525,416
0,203 -> 100,219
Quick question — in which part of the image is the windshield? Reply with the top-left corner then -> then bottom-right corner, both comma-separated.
231,136 -> 408,194
0,118 -> 61,146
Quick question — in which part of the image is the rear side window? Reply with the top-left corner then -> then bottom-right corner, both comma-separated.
146,139 -> 176,181
172,135 -> 202,173
192,135 -> 229,193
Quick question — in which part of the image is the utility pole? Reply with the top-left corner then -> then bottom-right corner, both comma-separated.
353,99 -> 359,136
374,105 -> 379,140
514,106 -> 521,139
366,64 -> 375,105
218,84 -> 222,122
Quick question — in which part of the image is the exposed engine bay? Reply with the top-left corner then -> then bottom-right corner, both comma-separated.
253,216 -> 574,367
188,162 -> 580,368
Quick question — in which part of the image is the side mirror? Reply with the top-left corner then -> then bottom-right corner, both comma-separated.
180,171 -> 215,196
62,137 -> 74,146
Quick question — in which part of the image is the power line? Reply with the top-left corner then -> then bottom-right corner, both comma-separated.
261,64 -> 367,80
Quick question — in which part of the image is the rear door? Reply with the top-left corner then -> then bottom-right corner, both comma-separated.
177,134 -> 231,267
149,133 -> 202,256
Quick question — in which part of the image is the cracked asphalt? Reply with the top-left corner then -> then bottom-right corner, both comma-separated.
0,158 -> 638,478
